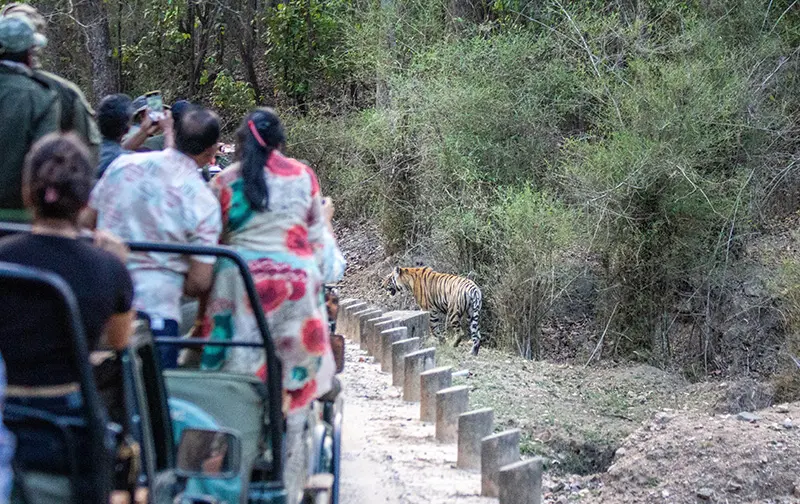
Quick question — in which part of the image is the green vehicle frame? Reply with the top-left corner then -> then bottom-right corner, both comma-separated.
0,223 -> 343,504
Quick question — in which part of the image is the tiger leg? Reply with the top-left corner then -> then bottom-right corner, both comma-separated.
429,311 -> 446,343
468,294 -> 482,356
448,309 -> 464,347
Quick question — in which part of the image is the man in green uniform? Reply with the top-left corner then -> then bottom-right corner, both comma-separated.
1,3 -> 101,162
0,15 -> 59,220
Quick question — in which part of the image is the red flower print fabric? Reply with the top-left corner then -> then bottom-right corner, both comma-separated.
288,379 -> 317,411
256,278 -> 289,313
301,318 -> 327,354
251,258 -> 309,312
285,225 -> 313,257
201,156 -> 335,414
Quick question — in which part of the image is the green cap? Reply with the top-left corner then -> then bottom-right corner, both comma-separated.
0,14 -> 46,55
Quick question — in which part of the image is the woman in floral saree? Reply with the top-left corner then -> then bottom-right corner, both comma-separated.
197,108 -> 335,502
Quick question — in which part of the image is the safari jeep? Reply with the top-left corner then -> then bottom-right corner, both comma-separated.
0,224 -> 343,504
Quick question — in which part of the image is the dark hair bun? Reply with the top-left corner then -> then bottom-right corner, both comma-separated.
23,133 -> 93,222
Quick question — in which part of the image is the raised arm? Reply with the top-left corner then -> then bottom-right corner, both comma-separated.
304,166 -> 326,270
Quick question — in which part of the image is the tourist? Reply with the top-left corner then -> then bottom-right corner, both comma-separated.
195,108 -> 335,502
0,134 -> 133,485
142,99 -> 189,151
96,93 -> 173,177
84,108 -> 223,369
123,95 -> 177,152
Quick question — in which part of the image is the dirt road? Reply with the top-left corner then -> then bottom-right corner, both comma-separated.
338,341 -> 494,504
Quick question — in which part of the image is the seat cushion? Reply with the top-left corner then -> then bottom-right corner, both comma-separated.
164,370 -> 270,484
12,472 -> 70,504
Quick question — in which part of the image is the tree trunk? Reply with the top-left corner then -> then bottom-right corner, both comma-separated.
376,0 -> 395,110
447,0 -> 483,30
235,0 -> 264,104
184,1 -> 197,94
75,0 -> 118,99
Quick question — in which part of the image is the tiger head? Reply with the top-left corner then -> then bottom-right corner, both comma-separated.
382,267 -> 408,296
383,266 -> 431,296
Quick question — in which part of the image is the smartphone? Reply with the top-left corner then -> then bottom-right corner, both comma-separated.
145,91 -> 164,122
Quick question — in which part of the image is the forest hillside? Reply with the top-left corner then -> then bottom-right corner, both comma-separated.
28,0 -> 800,395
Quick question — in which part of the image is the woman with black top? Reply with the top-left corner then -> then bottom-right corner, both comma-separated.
0,133 -> 134,475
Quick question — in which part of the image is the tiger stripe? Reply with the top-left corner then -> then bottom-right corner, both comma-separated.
381,266 -> 483,355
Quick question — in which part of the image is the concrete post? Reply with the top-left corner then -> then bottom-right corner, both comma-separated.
380,327 -> 407,373
434,385 -> 469,443
402,347 -> 436,402
354,308 -> 382,350
419,367 -> 453,422
362,314 -> 393,357
457,408 -> 494,471
498,458 -> 544,504
481,429 -> 521,498
347,305 -> 375,343
340,301 -> 367,340
368,317 -> 402,358
383,310 -> 431,342
391,338 -> 420,387
337,299 -> 361,338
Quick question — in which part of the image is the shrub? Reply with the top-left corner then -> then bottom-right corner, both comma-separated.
290,0 -> 800,374
772,258 -> 800,402
286,110 -> 394,223
487,187 -> 582,356
211,72 -> 256,131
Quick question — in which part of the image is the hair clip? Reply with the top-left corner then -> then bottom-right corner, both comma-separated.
248,119 -> 267,148
44,187 -> 58,203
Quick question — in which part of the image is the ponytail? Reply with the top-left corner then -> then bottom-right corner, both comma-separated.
237,108 -> 286,211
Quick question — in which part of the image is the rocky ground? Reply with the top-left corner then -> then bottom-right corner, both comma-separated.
333,219 -> 800,504
588,404 -> 800,503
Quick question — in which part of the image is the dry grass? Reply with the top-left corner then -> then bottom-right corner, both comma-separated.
432,343 -> 725,475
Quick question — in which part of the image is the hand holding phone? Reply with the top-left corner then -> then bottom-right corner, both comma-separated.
159,110 -> 174,134
145,90 -> 164,122
140,113 -> 157,136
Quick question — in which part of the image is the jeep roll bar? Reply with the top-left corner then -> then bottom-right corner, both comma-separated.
0,261 -> 112,504
125,240 -> 284,480
0,222 -> 285,482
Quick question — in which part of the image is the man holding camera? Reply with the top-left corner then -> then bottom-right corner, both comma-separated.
96,94 -> 174,177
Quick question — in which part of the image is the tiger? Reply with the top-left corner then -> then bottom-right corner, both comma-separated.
382,266 -> 483,355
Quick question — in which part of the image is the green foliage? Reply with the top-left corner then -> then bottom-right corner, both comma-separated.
211,72 -> 256,130
117,0 -> 192,97
36,0 -> 800,373
284,109 -> 393,221
289,0 -> 800,372
488,187 -> 582,356
265,0 -> 353,104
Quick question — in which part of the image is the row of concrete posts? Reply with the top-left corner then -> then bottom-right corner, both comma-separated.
337,299 -> 544,504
